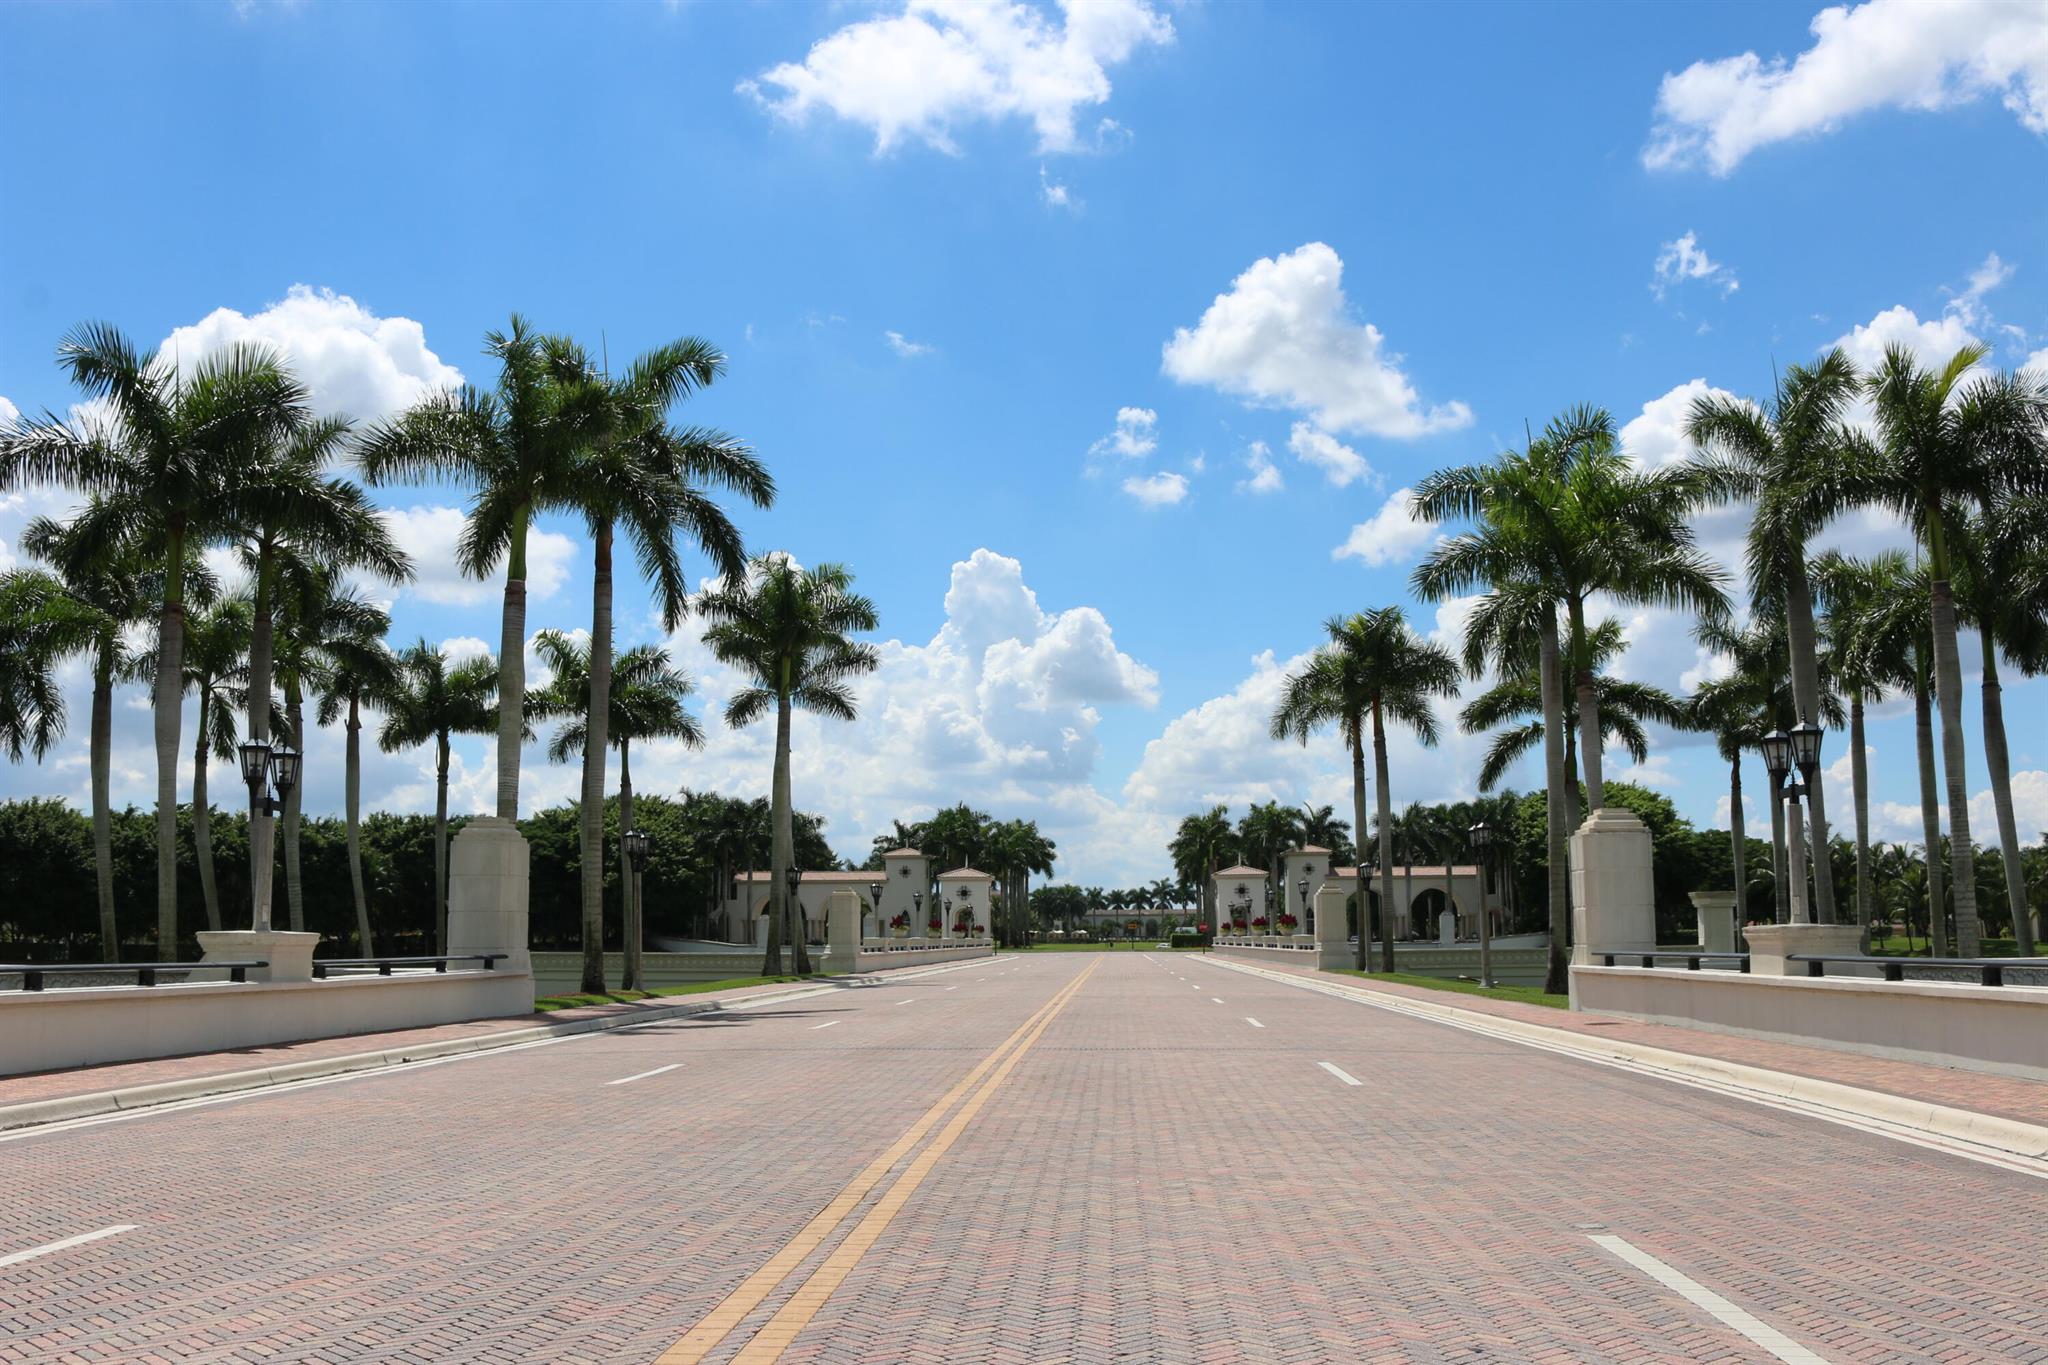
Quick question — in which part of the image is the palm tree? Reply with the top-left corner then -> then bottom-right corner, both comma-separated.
698,557 -> 880,976
1687,353 -> 1872,926
1415,410 -> 1727,989
9,506 -> 189,954
532,632 -> 705,990
1812,550 -> 1915,945
1,324 -> 306,957
0,559 -> 121,953
1169,806 -> 1236,921
1952,501 -> 2047,953
379,641 -> 499,953
1270,606 -> 1461,972
228,415 -> 409,934
358,316 -> 609,823
985,819 -> 1055,948
1685,672 -> 1767,925
551,337 -> 768,994
1864,345 -> 2048,954
314,600 -> 400,955
1460,619 -> 1684,792
180,597 -> 254,934
1297,803 -> 1353,863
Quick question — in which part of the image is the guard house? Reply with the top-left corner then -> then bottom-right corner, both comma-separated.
934,866 -> 995,938
1209,865 -> 1270,928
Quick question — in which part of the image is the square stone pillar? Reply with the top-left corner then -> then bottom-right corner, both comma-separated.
446,817 -> 532,978
827,887 -> 861,969
197,929 -> 319,982
1314,882 -> 1353,971
1742,922 -> 1864,976
1690,891 -> 1738,954
1569,808 -> 1657,999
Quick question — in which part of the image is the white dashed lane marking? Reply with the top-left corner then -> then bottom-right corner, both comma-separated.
1317,1062 -> 1362,1086
606,1064 -> 682,1087
0,1225 -> 136,1270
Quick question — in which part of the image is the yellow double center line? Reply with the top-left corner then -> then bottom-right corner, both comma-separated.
657,960 -> 1098,1364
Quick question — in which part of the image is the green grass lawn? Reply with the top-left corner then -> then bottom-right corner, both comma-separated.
1332,969 -> 1568,1010
1866,932 -> 2024,958
535,974 -> 821,1011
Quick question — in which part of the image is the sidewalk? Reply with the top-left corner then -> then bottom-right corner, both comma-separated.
0,974 -> 854,1129
1242,957 -> 2048,1129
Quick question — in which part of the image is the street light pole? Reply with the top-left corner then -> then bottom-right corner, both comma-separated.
1760,729 -> 1794,926
238,740 -> 299,934
1468,821 -> 1495,989
624,829 -> 651,990
1789,720 -> 1827,925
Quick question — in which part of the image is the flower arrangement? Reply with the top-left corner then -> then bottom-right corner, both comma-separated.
1277,914 -> 1299,931
889,912 -> 910,929
953,921 -> 972,935
928,913 -> 943,930
1250,916 -> 1269,930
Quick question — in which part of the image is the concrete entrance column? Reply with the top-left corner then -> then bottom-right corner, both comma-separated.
1568,807 -> 1655,1007
444,816 -> 533,991
197,928 -> 318,982
1313,882 -> 1352,970
827,888 -> 861,970
1691,891 -> 1737,954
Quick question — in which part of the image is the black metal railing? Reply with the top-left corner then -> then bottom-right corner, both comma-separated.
311,953 -> 507,979
1789,953 -> 2048,987
2,960 -> 268,991
1599,951 -> 1750,973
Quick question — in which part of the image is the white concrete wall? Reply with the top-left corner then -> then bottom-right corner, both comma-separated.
1573,965 -> 2048,1082
0,970 -> 535,1077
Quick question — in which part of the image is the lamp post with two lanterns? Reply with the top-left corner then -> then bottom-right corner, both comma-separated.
237,739 -> 301,934
622,828 -> 650,990
1760,723 -> 1824,926
1468,821 -> 1496,989
869,880 -> 885,943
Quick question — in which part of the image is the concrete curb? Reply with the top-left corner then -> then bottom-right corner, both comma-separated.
0,957 -> 990,1135
1205,956 -> 2048,1171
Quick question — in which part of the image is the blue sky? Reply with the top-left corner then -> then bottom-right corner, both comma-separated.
2,0 -> 2045,884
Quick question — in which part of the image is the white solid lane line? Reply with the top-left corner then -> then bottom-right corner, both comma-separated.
1317,1062 -> 1362,1086
812,1020 -> 841,1030
1244,1018 -> 1265,1028
1589,1235 -> 1827,1364
606,1063 -> 682,1087
0,1225 -> 136,1270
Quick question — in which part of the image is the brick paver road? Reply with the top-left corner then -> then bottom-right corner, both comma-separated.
2,953 -> 2043,1364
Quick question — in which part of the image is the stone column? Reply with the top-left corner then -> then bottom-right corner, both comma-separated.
1568,807 -> 1656,1007
1786,798 -> 1812,925
445,816 -> 533,982
1743,922 -> 1864,975
1690,891 -> 1737,954
1314,882 -> 1352,971
827,887 -> 860,972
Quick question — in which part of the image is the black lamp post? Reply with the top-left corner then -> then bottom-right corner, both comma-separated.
1760,729 -> 1793,924
625,829 -> 650,872
1468,821 -> 1496,989
868,880 -> 884,940
913,890 -> 925,937
237,739 -> 298,932
1296,876 -> 1310,937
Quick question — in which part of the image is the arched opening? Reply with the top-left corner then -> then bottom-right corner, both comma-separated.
1411,888 -> 1458,940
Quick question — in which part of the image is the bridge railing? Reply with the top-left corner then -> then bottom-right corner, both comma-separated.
1,960 -> 268,991
311,953 -> 508,979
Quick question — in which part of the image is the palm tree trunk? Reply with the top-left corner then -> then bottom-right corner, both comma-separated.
1538,605 -> 1570,994
620,740 -> 640,992
1913,650 -> 1948,956
1926,551 -> 1981,954
761,692 -> 791,977
1726,754 -> 1746,923
284,686 -> 305,933
1977,628 -> 2033,953
1783,564 -> 1839,923
1567,595 -> 1605,811
91,656 -> 117,958
193,716 -> 220,933
434,735 -> 451,955
579,521 -> 613,996
1372,703 -> 1396,974
1851,696 -> 1873,951
1348,728 -> 1370,969
153,535 -> 188,961
496,510 -> 530,821
346,693 -> 371,955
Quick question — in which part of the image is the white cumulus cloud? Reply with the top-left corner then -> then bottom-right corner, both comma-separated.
739,0 -> 1174,155
1829,303 -> 1982,372
1652,231 -> 1739,299
379,506 -> 577,605
1286,420 -> 1376,488
1332,487 -> 1433,568
1089,405 -> 1158,459
1645,0 -> 2048,175
1236,440 -> 1283,495
884,329 -> 935,358
157,284 -> 461,423
1121,471 -> 1188,506
1161,242 -> 1471,438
